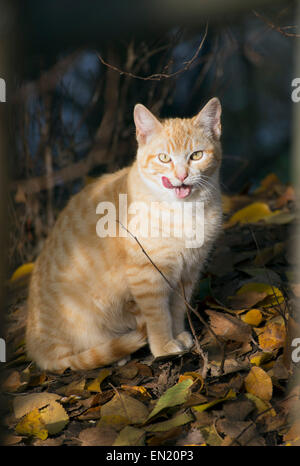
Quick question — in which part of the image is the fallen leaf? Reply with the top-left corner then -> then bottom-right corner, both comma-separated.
235,282 -> 284,308
225,202 -> 280,227
206,310 -> 252,343
60,378 -> 87,396
254,243 -> 284,266
258,318 -> 286,352
255,173 -> 280,193
218,419 -> 261,446
120,385 -> 152,401
1,434 -> 23,446
147,427 -> 183,446
39,401 -> 69,435
15,408 -> 48,440
275,186 -> 295,208
223,399 -> 254,421
79,426 -> 118,446
245,393 -> 276,420
263,211 -> 295,225
10,263 -> 35,282
147,379 -> 194,421
13,392 -> 62,419
145,412 -> 193,432
113,426 -> 145,446
192,389 -> 236,413
116,363 -> 139,380
87,368 -> 111,393
241,309 -> 263,326
2,370 -> 23,392
244,366 -> 273,401
250,352 -> 273,367
99,392 -> 148,427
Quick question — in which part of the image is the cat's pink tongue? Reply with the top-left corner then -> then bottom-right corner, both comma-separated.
175,185 -> 191,199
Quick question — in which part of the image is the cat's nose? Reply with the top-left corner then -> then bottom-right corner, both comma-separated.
175,170 -> 188,183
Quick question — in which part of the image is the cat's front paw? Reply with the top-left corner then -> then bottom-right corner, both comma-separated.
152,339 -> 184,357
176,331 -> 194,350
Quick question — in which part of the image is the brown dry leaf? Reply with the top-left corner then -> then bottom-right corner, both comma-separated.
223,400 -> 254,422
218,419 -> 264,446
77,406 -> 101,420
244,366 -> 273,401
1,434 -> 23,446
2,370 -> 23,392
258,317 -> 286,352
275,186 -> 295,208
241,309 -> 263,326
235,283 -> 284,308
228,291 -> 268,310
255,173 -> 280,193
113,426 -> 146,446
59,378 -> 87,396
147,427 -> 183,446
283,420 -> 300,444
206,310 -> 252,343
79,426 -> 118,446
98,392 -> 148,428
116,362 -> 139,380
254,243 -> 284,267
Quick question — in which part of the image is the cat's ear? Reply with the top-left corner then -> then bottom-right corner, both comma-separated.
193,97 -> 222,140
134,104 -> 163,144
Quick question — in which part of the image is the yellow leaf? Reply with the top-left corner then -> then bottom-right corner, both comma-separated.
192,389 -> 236,413
15,408 -> 48,440
250,352 -> 273,367
87,368 -> 111,393
258,318 -> 286,352
120,385 -> 152,400
241,309 -> 263,326
10,263 -> 35,282
245,393 -> 276,420
236,282 -> 284,308
244,366 -> 273,401
226,202 -> 280,227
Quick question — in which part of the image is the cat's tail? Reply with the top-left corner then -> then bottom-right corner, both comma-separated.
39,328 -> 147,372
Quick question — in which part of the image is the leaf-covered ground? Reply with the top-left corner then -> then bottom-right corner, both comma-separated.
1,174 -> 300,446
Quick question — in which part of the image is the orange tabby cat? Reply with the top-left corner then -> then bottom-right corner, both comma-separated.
26,98 -> 223,371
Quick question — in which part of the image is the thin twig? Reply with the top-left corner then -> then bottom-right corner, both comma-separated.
117,220 -> 226,375
97,24 -> 208,81
180,280 -> 208,379
253,10 -> 300,39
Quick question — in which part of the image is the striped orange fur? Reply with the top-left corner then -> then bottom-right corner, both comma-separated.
26,98 -> 223,372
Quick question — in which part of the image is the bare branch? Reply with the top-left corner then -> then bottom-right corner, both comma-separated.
97,24 -> 208,81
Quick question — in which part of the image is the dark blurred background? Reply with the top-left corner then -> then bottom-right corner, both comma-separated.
3,0 -> 298,270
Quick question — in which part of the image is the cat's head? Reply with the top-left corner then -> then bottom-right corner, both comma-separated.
134,98 -> 222,201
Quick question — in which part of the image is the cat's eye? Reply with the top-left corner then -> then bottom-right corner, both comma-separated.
190,150 -> 203,161
158,153 -> 171,163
